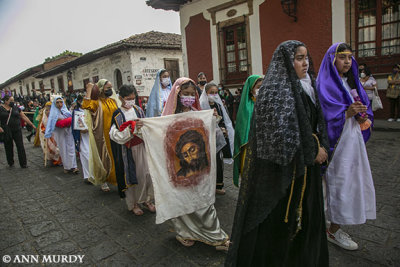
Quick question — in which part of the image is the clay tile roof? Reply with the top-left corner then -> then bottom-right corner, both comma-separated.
34,31 -> 181,78
123,31 -> 181,47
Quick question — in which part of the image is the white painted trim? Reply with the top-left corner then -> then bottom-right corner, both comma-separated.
332,0 -> 346,44
249,0 -> 264,76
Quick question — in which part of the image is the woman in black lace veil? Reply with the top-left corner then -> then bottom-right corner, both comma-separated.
226,40 -> 329,267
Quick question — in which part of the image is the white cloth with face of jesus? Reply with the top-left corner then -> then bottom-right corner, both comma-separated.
139,110 -> 216,224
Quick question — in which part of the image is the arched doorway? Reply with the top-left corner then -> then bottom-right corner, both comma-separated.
114,69 -> 123,91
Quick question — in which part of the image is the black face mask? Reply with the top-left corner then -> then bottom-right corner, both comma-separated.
8,102 -> 15,107
104,90 -> 113,97
199,81 -> 207,86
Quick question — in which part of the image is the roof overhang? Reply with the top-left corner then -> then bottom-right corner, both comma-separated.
146,0 -> 190,11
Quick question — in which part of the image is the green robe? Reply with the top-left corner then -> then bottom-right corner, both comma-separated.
233,75 -> 262,186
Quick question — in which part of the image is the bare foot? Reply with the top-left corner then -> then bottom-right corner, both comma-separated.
132,204 -> 144,216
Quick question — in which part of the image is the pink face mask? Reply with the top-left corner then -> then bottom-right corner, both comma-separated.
180,96 -> 195,107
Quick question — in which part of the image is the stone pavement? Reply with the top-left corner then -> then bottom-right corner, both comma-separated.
0,130 -> 399,266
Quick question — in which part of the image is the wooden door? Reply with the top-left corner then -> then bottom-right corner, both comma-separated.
164,59 -> 180,84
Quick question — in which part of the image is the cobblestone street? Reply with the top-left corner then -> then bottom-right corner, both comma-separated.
0,126 -> 399,266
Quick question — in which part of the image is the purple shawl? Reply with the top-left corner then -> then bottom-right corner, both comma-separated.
316,43 -> 373,153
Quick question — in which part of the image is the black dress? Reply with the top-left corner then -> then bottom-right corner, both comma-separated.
0,105 -> 27,167
210,102 -> 230,190
226,93 -> 329,267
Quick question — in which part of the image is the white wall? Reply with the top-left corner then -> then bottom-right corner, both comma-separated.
332,0 -> 346,44
129,48 -> 183,96
39,48 -> 183,97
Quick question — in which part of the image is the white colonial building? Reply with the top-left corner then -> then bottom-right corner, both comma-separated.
1,31 -> 183,98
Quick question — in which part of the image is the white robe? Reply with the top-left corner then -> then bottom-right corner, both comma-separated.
79,132 -> 90,179
109,107 -> 154,209
75,108 -> 90,179
53,114 -> 77,170
325,117 -> 376,225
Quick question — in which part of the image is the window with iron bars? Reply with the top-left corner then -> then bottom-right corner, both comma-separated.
357,0 -> 400,57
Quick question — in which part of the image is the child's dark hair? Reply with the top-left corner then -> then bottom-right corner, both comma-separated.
119,84 -> 137,98
362,66 -> 372,76
160,69 -> 168,77
2,95 -> 11,102
205,82 -> 217,93
337,43 -> 356,88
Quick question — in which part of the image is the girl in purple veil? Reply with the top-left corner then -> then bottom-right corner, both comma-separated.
317,43 -> 376,251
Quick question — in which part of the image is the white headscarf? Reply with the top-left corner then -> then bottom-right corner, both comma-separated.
199,85 -> 235,157
300,73 -> 316,105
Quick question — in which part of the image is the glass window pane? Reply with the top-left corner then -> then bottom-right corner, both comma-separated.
226,44 -> 235,52
237,25 -> 246,42
382,1 -> 400,22
239,50 -> 247,60
358,10 -> 376,27
228,63 -> 236,73
227,52 -> 236,62
239,61 -> 247,72
382,22 -> 400,39
359,26 -> 376,42
359,0 -> 376,11
382,39 -> 400,55
226,29 -> 234,41
358,42 -> 376,57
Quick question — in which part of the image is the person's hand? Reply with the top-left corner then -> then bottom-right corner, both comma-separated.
213,108 -> 218,117
0,127 -> 3,133
135,119 -> 143,130
81,130 -> 88,134
86,82 -> 94,93
346,102 -> 367,118
32,125 -> 37,130
315,147 -> 328,164
356,114 -> 368,124
221,127 -> 227,135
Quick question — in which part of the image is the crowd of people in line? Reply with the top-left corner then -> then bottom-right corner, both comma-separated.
0,40 -> 390,266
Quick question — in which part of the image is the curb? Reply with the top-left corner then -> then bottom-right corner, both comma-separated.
373,127 -> 400,132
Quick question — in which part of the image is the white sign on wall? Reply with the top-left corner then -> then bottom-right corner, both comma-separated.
142,69 -> 159,80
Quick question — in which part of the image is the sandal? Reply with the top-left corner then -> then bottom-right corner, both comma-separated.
143,202 -> 156,213
132,204 -> 144,216
72,168 -> 79,174
101,183 -> 110,192
216,189 -> 226,195
64,169 -> 71,174
215,240 -> 230,251
176,235 -> 194,247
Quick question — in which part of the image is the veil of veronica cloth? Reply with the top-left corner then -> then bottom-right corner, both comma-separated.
139,109 -> 216,224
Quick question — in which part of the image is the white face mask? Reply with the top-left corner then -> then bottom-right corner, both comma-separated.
360,73 -> 366,78
254,89 -> 260,96
161,78 -> 170,87
124,100 -> 135,108
208,94 -> 219,102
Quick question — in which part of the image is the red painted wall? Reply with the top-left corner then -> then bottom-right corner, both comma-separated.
185,13 -> 214,82
259,0 -> 332,73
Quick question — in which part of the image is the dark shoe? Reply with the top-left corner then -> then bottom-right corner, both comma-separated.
8,164 -> 14,168
26,135 -> 31,142
21,165 -> 28,168
84,179 -> 92,185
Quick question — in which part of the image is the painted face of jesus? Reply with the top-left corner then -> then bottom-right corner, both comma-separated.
180,142 -> 200,165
